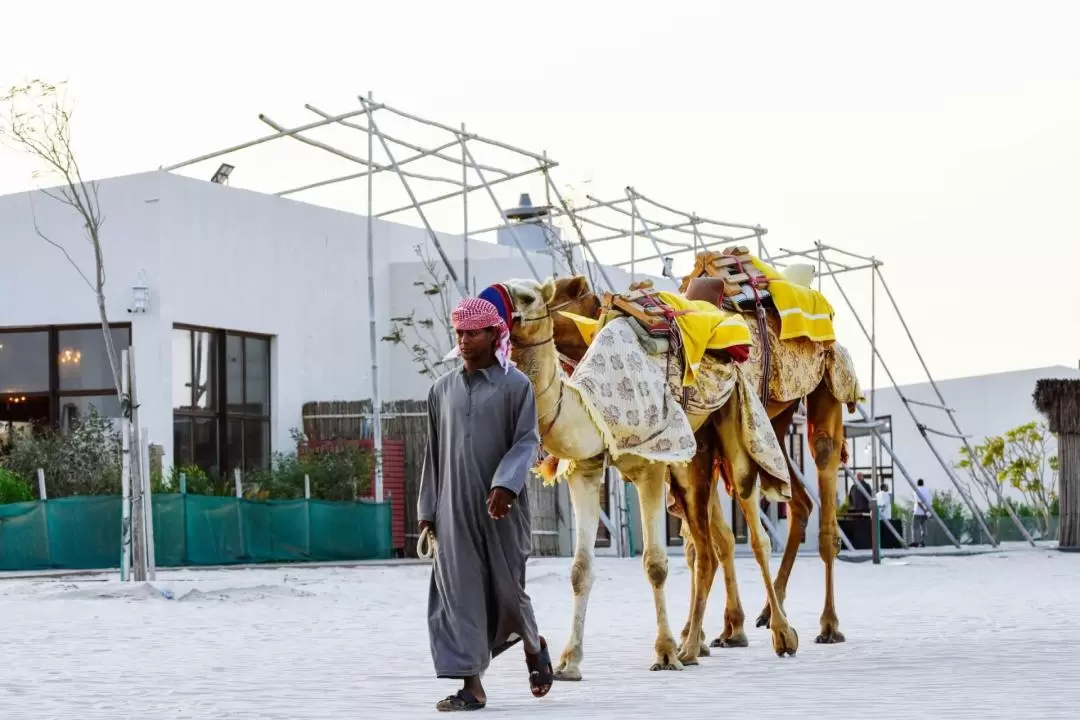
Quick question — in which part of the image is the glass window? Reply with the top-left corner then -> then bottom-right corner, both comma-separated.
193,331 -> 219,411
57,327 -> 130,392
172,329 -> 193,410
172,325 -> 272,480
0,331 -> 49,394
57,394 -> 123,433
225,334 -> 244,413
244,337 -> 270,416
226,417 -> 244,475
173,417 -> 193,467
193,417 -> 218,477
244,419 -> 270,471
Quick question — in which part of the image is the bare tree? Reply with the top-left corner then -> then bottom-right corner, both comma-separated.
1,79 -> 147,579
381,243 -> 462,379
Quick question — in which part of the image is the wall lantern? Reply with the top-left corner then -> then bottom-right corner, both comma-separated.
130,270 -> 150,314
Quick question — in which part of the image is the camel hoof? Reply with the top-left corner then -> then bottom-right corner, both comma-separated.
650,661 -> 683,672
553,668 -> 582,682
814,629 -> 846,645
698,643 -> 711,657
755,610 -> 771,629
650,644 -> 684,672
676,652 -> 699,666
772,626 -> 799,657
712,632 -> 749,648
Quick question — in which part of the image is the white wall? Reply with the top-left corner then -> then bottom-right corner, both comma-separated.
0,170 -> 645,473
846,364 -> 1080,508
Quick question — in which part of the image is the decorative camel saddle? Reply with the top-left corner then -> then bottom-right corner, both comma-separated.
679,245 -> 774,313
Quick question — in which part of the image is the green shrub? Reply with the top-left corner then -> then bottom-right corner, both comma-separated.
248,443 -> 373,501
931,489 -> 967,522
0,407 -> 121,497
0,467 -> 33,504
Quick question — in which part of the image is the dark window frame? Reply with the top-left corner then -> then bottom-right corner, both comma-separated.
172,324 -> 272,477
0,323 -> 132,428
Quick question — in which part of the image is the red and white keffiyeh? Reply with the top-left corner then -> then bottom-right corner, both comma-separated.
443,297 -> 514,373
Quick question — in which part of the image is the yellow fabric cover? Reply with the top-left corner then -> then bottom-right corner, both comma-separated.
655,291 -> 752,386
749,257 -> 837,342
558,310 -> 600,347
559,292 -> 753,386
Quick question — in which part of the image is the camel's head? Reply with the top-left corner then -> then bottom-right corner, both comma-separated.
500,277 -> 557,353
548,275 -> 600,364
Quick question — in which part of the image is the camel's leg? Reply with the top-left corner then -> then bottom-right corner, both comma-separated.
756,403 -> 814,630
756,478 -> 813,630
670,442 -> 719,666
707,490 -> 749,648
715,399 -> 798,657
628,462 -> 683,672
553,457 -> 605,681
677,522 -> 712,658
806,382 -> 846,644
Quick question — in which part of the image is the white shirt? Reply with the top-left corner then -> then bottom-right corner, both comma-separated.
913,486 -> 932,516
875,491 -> 892,520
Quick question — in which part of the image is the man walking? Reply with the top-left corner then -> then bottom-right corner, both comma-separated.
418,296 -> 554,712
912,478 -> 933,547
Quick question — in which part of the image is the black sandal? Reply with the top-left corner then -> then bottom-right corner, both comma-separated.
527,637 -> 554,698
491,634 -> 523,660
436,689 -> 486,712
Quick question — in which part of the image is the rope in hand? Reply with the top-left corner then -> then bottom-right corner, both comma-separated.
417,525 -> 437,560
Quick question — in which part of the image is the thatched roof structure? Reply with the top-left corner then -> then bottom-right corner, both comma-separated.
1033,378 -> 1080,434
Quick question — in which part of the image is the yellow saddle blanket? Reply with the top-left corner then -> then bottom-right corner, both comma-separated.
559,290 -> 752,386
749,257 -> 836,342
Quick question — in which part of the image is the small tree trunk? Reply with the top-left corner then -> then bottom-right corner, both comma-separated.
1059,434 -> 1080,549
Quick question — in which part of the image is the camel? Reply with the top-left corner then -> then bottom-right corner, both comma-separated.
499,276 -> 798,683
547,276 -> 750,656
545,261 -> 862,649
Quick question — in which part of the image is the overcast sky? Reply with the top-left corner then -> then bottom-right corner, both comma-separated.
2,0 -> 1078,390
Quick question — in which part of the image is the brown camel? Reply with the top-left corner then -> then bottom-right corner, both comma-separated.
547,276 -> 750,656
546,266 -> 859,648
500,276 -> 797,683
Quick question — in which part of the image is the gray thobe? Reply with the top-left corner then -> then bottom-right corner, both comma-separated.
418,364 -> 542,679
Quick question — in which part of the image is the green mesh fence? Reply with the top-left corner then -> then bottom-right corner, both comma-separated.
0,494 -> 392,572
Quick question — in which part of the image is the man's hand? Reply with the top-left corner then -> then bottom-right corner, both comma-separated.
488,487 -> 516,520
419,519 -> 434,534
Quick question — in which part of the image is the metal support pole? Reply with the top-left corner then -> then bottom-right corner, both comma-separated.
461,123 -> 469,296
870,259 -> 879,499
459,140 -> 543,283
917,425 -> 998,546
544,176 -> 616,293
873,266 -> 1036,547
360,95 -> 467,298
855,404 -> 963,548
365,91 -> 385,503
817,248 -> 994,545
816,243 -> 823,292
542,151 -> 561,278
626,189 -> 680,290
630,209 -> 636,283
870,497 -> 881,564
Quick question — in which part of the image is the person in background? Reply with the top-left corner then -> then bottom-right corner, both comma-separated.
912,478 -> 933,547
875,482 -> 893,521
847,472 -> 873,514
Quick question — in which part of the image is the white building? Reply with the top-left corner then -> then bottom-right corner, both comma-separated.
3,170 -> 1067,556
0,171 -> 644,481
851,364 -> 1080,508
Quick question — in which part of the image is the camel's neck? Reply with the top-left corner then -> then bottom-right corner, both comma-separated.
513,332 -> 564,435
